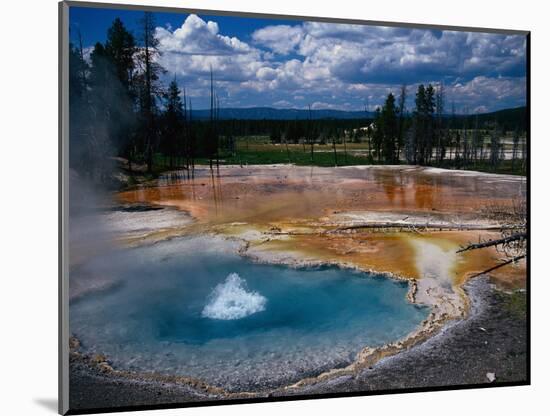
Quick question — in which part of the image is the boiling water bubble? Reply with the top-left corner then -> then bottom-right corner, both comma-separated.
202,273 -> 267,320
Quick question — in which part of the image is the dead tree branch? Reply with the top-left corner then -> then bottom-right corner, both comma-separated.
457,233 -> 527,253
466,254 -> 526,279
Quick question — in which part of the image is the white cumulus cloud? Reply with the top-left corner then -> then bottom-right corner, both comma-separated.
150,13 -> 526,112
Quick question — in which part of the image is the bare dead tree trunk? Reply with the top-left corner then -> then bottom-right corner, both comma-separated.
216,94 -> 220,176
308,104 -> 314,163
343,130 -> 348,164
456,197 -> 526,277
466,255 -> 526,280
490,119 -> 501,171
457,233 -> 527,253
284,134 -> 291,164
512,128 -> 520,171
332,134 -> 338,167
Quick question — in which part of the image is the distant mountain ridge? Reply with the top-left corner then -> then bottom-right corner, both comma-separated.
190,106 -> 526,121
459,106 -> 527,131
190,107 -> 370,120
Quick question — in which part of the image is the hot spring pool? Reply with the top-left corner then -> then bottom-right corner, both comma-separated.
70,236 -> 429,391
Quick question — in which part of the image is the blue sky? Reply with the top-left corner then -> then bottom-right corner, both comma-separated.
70,6 -> 527,113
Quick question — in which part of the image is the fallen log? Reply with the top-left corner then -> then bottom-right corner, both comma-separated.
466,254 -> 526,279
326,222 -> 505,233
456,233 -> 527,253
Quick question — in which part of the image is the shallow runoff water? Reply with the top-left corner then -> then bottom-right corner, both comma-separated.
70,236 -> 429,391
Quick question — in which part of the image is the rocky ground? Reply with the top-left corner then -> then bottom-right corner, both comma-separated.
281,276 -> 527,395
68,276 -> 527,412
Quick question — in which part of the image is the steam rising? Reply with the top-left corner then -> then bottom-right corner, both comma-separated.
202,273 -> 267,320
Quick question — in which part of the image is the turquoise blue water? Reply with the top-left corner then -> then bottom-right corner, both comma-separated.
70,236 -> 429,390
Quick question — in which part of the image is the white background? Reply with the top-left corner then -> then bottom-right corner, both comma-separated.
1,0 -> 547,415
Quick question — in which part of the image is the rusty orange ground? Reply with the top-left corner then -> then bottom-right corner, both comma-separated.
117,165 -> 526,289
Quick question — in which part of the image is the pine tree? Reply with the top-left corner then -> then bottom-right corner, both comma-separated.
425,84 -> 435,164
136,12 -> 164,173
372,108 -> 383,161
381,93 -> 398,163
413,84 -> 435,165
105,18 -> 136,89
396,85 -> 407,162
435,83 -> 445,164
68,41 -> 90,175
413,84 -> 426,164
161,79 -> 184,168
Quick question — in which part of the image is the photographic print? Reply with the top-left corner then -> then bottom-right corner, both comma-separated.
59,1 -> 529,413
